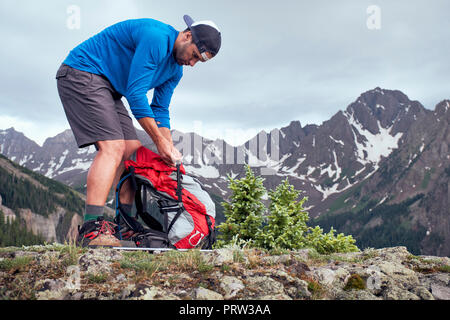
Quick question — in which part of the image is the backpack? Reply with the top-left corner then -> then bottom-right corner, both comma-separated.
114,146 -> 216,249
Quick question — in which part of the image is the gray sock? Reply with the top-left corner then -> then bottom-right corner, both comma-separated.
84,204 -> 104,222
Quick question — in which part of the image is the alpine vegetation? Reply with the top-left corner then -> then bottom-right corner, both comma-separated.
216,165 -> 358,253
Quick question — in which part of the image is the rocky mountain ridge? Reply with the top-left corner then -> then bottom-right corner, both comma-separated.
0,245 -> 449,300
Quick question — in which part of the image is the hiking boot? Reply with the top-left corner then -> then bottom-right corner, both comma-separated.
114,215 -> 147,248
77,216 -> 121,248
114,217 -> 137,240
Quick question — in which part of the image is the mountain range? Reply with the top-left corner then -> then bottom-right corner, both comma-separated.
1,87 -> 448,256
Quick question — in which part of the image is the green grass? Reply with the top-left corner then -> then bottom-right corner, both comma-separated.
0,256 -> 34,271
306,248 -> 363,265
406,254 -> 450,274
119,249 -> 214,276
87,273 -> 108,284
120,251 -> 159,277
59,242 -> 86,267
306,279 -> 325,299
438,265 -> 450,273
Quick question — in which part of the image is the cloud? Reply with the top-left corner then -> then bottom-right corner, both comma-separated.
0,114 -> 68,146
0,0 -> 449,146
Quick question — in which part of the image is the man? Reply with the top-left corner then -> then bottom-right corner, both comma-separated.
55,15 -> 221,247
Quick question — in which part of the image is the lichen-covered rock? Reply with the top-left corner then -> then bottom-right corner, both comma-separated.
78,248 -> 122,275
220,276 -> 244,299
201,248 -> 235,266
419,272 -> 450,291
257,293 -> 292,300
312,268 -> 336,286
0,245 -> 448,300
261,254 -> 291,265
430,283 -> 450,300
335,289 -> 381,300
36,251 -> 61,269
376,246 -> 412,263
245,276 -> 285,298
292,249 -> 312,262
35,279 -> 69,300
412,286 -> 435,300
383,286 -> 420,300
292,279 -> 311,299
195,287 -> 224,300
132,285 -> 180,300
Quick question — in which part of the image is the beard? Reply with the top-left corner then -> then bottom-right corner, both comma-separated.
173,41 -> 192,66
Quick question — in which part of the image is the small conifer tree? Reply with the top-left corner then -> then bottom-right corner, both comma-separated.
216,168 -> 359,254
216,165 -> 266,246
255,178 -> 310,249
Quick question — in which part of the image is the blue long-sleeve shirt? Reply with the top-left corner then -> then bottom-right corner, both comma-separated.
63,18 -> 183,129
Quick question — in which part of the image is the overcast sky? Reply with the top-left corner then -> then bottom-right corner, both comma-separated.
0,0 -> 449,146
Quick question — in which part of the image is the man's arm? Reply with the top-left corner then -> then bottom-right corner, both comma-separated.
125,30 -> 165,120
124,29 -> 179,164
137,117 -> 180,166
158,127 -> 173,146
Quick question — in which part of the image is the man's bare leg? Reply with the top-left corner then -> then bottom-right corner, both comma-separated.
84,140 -> 126,221
112,139 -> 142,208
80,139 -> 127,246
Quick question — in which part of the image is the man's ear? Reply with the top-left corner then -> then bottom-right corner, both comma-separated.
183,30 -> 193,42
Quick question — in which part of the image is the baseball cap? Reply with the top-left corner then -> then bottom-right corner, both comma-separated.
183,14 -> 221,61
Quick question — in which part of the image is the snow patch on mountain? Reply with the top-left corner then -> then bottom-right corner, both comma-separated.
45,157 -> 57,178
314,178 -> 355,201
58,158 -> 92,175
44,150 -> 70,178
57,150 -> 69,169
230,170 -> 239,179
212,182 -> 227,196
246,148 -> 287,169
344,111 -> 403,167
184,164 -> 220,179
77,145 -> 97,155
277,156 -> 307,179
19,154 -> 33,166
319,151 -> 342,182
329,136 -> 344,146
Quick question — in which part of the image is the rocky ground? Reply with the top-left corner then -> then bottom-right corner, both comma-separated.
0,244 -> 449,300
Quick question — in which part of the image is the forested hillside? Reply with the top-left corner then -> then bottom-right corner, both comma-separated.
0,209 -> 45,246
0,154 -> 84,245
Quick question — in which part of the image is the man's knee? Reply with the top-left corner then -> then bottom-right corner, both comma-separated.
124,140 -> 142,160
96,140 -> 127,163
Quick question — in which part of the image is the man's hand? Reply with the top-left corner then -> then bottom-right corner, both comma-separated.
137,117 -> 182,167
156,136 -> 182,166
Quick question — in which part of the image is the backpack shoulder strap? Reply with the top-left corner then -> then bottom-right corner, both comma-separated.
175,163 -> 183,202
115,169 -> 146,235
